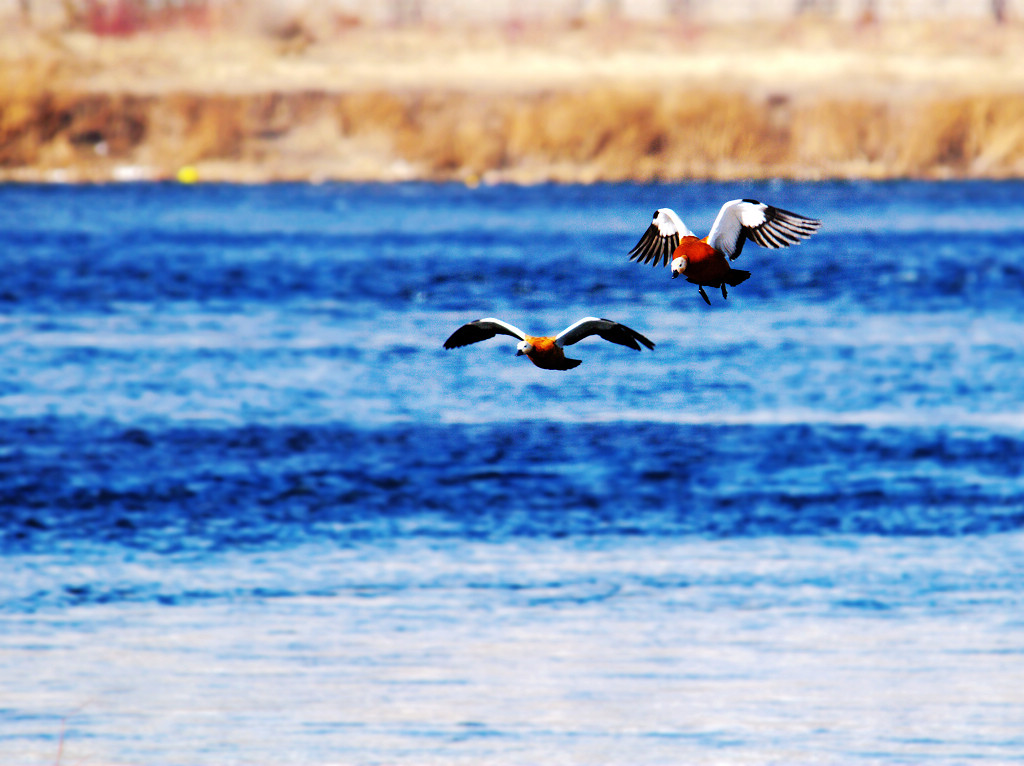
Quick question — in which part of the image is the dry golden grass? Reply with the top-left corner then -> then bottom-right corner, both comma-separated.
2,19 -> 1024,182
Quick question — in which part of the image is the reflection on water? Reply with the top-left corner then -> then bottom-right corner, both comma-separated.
5,537 -> 1024,764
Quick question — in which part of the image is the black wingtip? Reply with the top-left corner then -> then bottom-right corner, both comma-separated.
443,320 -> 488,349
628,223 -> 677,268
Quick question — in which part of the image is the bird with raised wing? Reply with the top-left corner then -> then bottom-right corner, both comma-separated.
444,317 -> 654,370
628,198 -> 821,304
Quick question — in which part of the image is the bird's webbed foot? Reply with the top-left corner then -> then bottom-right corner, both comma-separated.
698,285 -> 711,305
721,283 -> 728,300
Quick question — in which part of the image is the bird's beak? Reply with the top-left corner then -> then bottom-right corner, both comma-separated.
671,272 -> 679,279
515,349 -> 524,356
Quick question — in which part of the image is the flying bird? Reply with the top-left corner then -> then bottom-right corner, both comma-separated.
443,316 -> 654,370
628,198 -> 821,304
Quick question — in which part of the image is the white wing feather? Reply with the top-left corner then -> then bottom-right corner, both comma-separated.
654,208 -> 691,238
555,317 -> 655,352
475,318 -> 527,341
706,200 -> 763,260
443,317 -> 528,349
707,199 -> 821,261
554,317 -> 603,347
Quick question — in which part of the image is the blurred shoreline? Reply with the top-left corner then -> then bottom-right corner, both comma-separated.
3,19 -> 1024,183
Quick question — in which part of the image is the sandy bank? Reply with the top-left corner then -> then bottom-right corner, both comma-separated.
3,21 -> 1024,182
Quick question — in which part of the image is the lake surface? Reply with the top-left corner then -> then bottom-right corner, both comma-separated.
1,180 -> 1023,765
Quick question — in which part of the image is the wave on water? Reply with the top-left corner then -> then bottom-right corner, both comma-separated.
2,418 -> 1022,557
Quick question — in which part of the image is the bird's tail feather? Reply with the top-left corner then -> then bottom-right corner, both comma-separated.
725,269 -> 751,286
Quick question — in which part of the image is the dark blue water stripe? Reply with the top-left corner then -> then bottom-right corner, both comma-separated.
2,418 -> 1021,553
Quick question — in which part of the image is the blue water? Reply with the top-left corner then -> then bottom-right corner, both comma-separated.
1,180 -> 1023,765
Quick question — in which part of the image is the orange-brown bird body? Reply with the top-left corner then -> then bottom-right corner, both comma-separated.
628,198 -> 821,304
671,235 -> 743,294
444,317 -> 654,371
517,335 -> 578,370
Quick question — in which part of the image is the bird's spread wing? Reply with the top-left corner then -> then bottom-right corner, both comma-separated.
555,317 -> 655,351
627,208 -> 692,267
706,199 -> 821,261
443,318 -> 527,349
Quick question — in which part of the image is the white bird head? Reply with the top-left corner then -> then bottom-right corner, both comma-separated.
671,256 -> 688,278
515,340 -> 533,356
